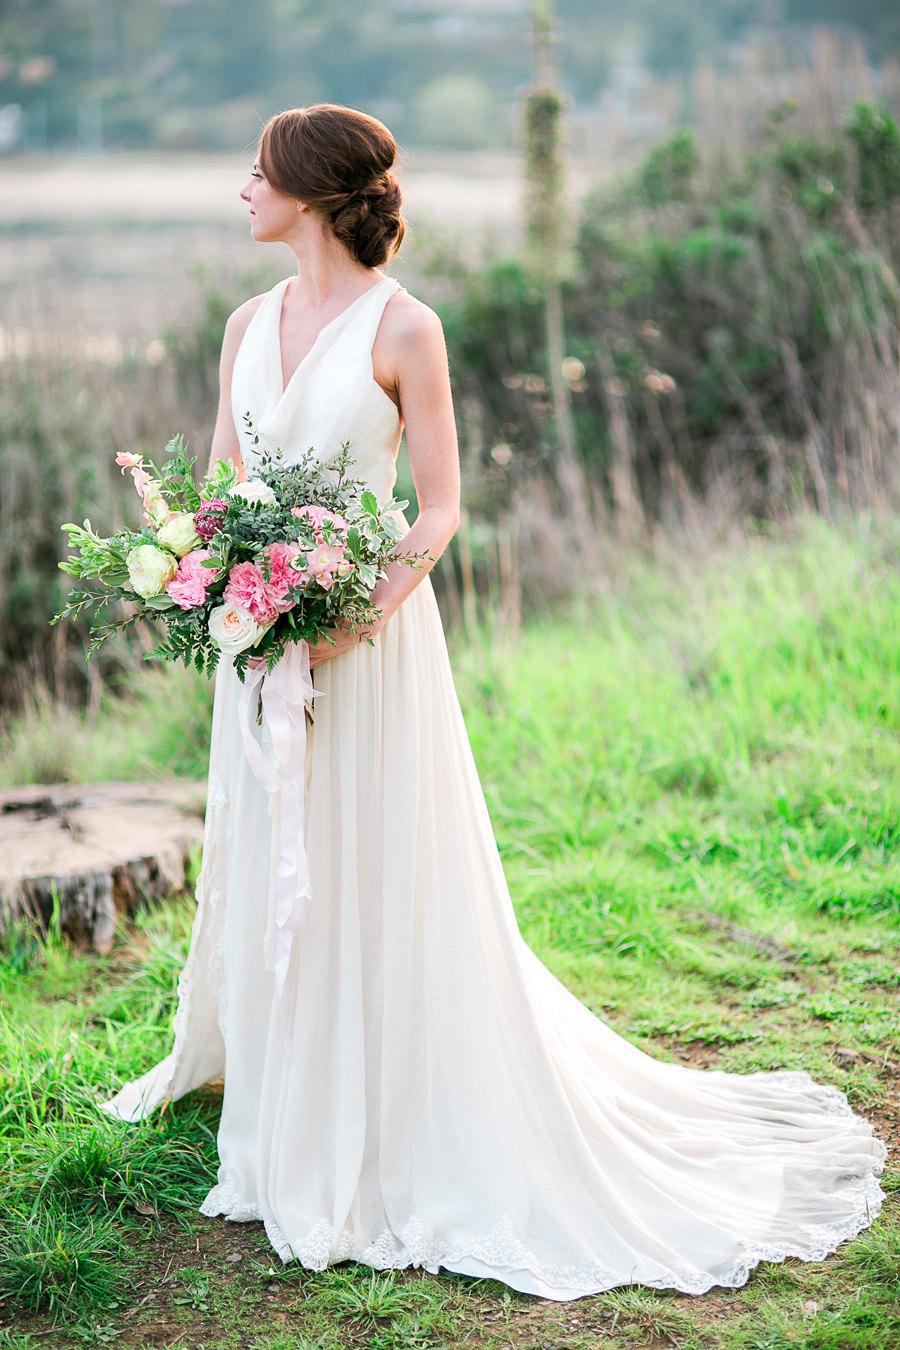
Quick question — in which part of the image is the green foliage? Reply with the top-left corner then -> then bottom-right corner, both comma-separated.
636,129 -> 699,205
442,99 -> 899,510
157,433 -> 205,511
845,100 -> 900,213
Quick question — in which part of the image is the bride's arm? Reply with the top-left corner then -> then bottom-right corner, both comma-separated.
368,302 -> 460,614
206,295 -> 267,480
304,299 -> 460,667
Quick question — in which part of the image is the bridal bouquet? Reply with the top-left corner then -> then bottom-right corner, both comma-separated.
51,434 -> 430,681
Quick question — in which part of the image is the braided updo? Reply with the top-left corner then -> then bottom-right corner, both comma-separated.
257,103 -> 407,267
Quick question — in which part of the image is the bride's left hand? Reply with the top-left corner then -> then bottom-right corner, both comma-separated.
247,617 -> 383,671
306,617 -> 381,669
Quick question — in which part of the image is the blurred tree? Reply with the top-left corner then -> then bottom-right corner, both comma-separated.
523,0 -> 601,562
413,75 -> 501,148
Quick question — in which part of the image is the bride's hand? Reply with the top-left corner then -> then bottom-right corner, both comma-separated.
247,618 -> 383,672
306,617 -> 382,668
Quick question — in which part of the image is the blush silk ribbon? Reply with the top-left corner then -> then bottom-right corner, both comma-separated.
235,639 -> 324,1055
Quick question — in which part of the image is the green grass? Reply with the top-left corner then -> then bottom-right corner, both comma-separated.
0,509 -> 897,1348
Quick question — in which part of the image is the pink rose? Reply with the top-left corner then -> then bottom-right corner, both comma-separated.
302,541 -> 351,591
165,548 -> 220,611
320,508 -> 350,535
291,504 -> 327,533
291,504 -> 350,540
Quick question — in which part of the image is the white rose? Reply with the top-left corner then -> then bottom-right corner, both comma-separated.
228,479 -> 277,507
126,543 -> 178,598
208,603 -> 269,655
156,511 -> 202,557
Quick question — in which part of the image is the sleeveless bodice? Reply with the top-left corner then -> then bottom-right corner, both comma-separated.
231,275 -> 405,504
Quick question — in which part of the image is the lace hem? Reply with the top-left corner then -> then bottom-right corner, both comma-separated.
198,1070 -> 887,1299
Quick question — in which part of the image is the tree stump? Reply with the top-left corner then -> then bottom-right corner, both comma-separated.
0,780 -> 206,953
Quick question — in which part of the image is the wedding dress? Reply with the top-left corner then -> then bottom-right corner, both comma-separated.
99,272 -> 886,1301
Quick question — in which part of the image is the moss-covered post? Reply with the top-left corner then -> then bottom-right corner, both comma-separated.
523,0 -> 598,564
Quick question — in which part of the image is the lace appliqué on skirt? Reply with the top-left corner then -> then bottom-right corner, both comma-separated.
198,1068 -> 886,1299
206,771 -> 229,813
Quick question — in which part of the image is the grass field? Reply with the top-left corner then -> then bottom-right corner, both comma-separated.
0,509 -> 897,1349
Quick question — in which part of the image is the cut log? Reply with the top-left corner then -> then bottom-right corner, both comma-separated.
0,780 -> 206,953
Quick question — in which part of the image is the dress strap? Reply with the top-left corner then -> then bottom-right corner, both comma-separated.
353,278 -> 405,357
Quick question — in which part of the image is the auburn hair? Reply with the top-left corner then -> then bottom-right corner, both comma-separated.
257,103 -> 406,268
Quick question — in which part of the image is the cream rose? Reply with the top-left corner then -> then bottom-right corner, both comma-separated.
126,543 -> 179,598
228,479 -> 277,508
208,602 -> 270,656
156,510 -> 202,557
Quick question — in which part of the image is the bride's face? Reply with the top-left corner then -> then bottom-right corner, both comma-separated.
239,161 -> 302,242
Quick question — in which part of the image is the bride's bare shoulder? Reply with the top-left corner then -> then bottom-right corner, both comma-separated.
381,285 -> 445,357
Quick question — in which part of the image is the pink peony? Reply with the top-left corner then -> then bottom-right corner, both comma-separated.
165,548 -> 220,611
194,497 -> 230,541
223,560 -> 279,624
258,540 -> 302,612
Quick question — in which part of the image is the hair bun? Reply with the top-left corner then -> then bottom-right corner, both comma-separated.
330,170 -> 404,268
257,104 -> 407,268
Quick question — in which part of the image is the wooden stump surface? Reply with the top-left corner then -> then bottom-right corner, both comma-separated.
0,780 -> 206,952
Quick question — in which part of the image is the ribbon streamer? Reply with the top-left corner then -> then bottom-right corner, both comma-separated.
236,640 -> 325,1056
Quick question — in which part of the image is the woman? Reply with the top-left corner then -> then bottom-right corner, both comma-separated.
100,103 -> 886,1301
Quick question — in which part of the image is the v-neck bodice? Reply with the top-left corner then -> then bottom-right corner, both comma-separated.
231,274 -> 406,506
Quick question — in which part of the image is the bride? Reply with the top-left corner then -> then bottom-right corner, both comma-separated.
99,102 -> 886,1302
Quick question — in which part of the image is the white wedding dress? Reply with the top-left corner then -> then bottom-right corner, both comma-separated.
99,273 -> 887,1301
